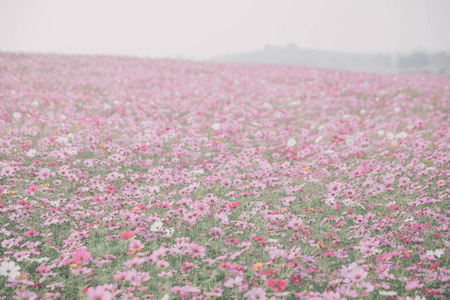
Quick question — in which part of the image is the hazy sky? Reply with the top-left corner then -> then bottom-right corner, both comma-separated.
1,0 -> 449,60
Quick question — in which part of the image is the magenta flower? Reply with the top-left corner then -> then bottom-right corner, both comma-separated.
119,231 -> 135,241
266,278 -> 287,291
289,273 -> 304,286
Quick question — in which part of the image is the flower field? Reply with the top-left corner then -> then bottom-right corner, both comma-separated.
0,53 -> 449,299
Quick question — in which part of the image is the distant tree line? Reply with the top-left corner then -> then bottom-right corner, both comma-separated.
211,44 -> 450,74
397,52 -> 450,73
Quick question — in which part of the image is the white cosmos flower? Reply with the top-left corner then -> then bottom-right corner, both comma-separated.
286,138 -> 296,147
49,201 -> 60,207
29,257 -> 49,263
315,135 -> 323,143
434,249 -> 444,258
342,114 -> 351,120
373,248 -> 383,254
426,249 -> 444,258
345,137 -> 353,146
13,112 -> 22,119
263,102 -> 273,109
379,290 -> 397,296
377,130 -> 385,136
26,149 -> 37,157
56,137 -> 68,144
325,198 -> 336,206
190,169 -> 204,175
150,221 -> 163,232
165,227 -> 175,237
0,261 -> 21,279
160,294 -> 170,300
396,132 -> 408,139
211,123 -> 220,131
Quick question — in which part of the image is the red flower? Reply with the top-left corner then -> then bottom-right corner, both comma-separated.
266,278 -> 287,291
428,261 -> 440,270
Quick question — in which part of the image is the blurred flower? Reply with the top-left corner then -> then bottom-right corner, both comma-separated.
287,138 -> 296,147
211,123 -> 220,131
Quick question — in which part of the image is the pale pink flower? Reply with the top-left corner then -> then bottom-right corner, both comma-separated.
85,286 -> 112,300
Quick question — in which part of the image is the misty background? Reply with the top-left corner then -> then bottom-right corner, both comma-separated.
1,0 -> 450,74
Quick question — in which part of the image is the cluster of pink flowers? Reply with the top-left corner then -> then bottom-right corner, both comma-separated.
0,52 -> 448,299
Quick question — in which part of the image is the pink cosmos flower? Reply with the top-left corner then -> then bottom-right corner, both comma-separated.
1,166 -> 15,177
405,279 -> 423,291
119,231 -> 135,241
244,287 -> 267,300
224,276 -> 243,288
322,291 -> 342,299
24,230 -> 39,237
13,290 -> 38,300
27,184 -> 38,194
347,267 -> 368,282
72,247 -> 91,263
186,243 -> 206,257
85,286 -> 112,300
124,257 -> 146,269
128,239 -> 144,254
266,278 -> 287,291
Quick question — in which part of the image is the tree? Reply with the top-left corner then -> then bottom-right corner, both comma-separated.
398,52 -> 429,69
